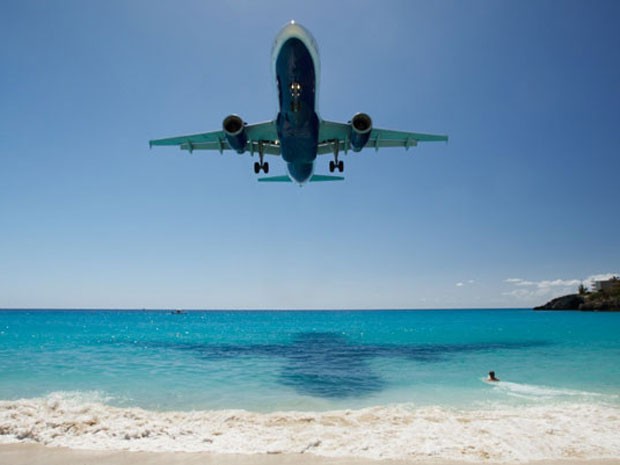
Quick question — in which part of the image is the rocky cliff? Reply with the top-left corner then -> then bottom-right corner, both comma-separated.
534,286 -> 620,311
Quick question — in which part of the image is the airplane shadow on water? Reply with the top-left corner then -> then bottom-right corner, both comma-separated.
140,333 -> 550,399
276,332 -> 385,398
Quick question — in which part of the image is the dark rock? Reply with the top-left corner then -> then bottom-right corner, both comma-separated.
579,297 -> 620,311
535,291 -> 620,311
534,294 -> 584,310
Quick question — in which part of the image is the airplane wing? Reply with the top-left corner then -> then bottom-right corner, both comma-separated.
316,120 -> 448,155
149,121 -> 281,155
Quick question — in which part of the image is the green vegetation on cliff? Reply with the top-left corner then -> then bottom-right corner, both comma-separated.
534,278 -> 620,311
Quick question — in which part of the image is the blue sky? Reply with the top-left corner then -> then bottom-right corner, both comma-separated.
1,0 -> 619,309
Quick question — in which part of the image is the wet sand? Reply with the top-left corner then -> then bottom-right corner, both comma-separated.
1,444 -> 619,465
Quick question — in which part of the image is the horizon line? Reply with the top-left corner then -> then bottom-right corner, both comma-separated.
0,307 -> 532,312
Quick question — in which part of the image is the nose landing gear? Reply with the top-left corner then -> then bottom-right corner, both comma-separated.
290,82 -> 302,113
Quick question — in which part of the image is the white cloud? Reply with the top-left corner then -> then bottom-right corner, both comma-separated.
537,279 -> 582,289
503,272 -> 619,303
456,282 -> 464,287
504,278 -> 535,286
503,277 -> 581,289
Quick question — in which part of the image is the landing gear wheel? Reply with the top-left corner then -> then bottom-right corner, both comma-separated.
254,162 -> 260,174
263,162 -> 269,174
329,140 -> 344,173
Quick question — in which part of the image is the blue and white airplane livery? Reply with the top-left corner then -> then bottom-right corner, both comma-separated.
149,21 -> 448,184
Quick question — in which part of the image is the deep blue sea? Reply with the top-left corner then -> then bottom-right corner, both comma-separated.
1,309 -> 619,460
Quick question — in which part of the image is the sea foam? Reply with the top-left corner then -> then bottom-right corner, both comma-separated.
488,380 -> 611,401
1,392 -> 619,463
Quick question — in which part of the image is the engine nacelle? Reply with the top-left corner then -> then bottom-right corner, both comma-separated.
350,113 -> 372,152
223,114 -> 248,153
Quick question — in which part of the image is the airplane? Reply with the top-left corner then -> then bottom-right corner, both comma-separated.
149,21 -> 448,184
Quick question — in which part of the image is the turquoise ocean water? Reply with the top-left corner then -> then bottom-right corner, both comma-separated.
1,309 -> 619,461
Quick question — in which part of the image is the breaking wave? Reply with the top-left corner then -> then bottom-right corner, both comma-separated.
1,391 -> 620,462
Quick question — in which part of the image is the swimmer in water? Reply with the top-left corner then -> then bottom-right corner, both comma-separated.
487,370 -> 500,382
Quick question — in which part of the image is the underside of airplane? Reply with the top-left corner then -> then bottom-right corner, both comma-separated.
149,21 -> 448,185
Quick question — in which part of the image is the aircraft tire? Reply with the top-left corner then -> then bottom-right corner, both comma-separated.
338,161 -> 344,172
329,161 -> 335,172
254,162 -> 260,174
263,162 -> 269,174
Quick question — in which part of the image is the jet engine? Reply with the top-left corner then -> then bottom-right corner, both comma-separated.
350,113 -> 372,152
223,114 -> 248,153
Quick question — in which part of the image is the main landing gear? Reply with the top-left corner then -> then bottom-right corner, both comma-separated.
329,140 -> 344,173
329,160 -> 344,173
254,161 -> 269,174
254,142 -> 269,174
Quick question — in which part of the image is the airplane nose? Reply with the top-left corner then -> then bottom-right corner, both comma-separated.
275,20 -> 314,44
272,20 -> 320,72
278,21 -> 298,39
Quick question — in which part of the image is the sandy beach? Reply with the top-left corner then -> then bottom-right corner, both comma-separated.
1,444 -> 619,465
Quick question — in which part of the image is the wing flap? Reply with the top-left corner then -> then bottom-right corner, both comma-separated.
369,128 -> 448,144
248,141 -> 281,156
150,131 -> 225,148
180,140 -> 229,152
317,140 -> 348,155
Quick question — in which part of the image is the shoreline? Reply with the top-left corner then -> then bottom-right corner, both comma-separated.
2,396 -> 619,463
1,444 -> 619,465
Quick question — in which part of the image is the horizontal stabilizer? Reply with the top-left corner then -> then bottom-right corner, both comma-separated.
257,174 -> 345,183
310,174 -> 344,182
257,175 -> 292,183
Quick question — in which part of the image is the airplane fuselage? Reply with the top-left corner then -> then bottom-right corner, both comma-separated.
272,23 -> 320,184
